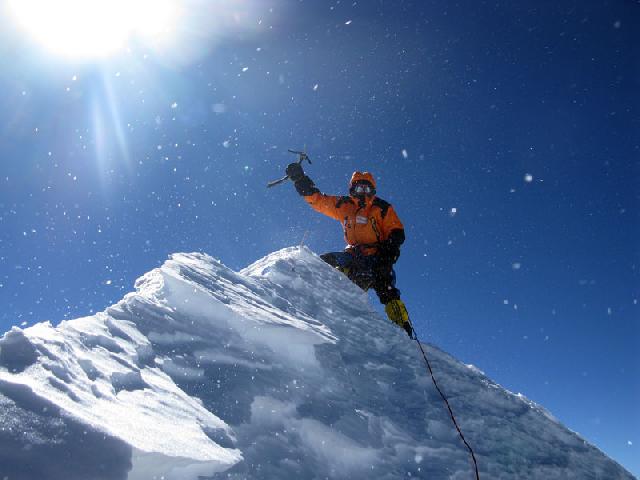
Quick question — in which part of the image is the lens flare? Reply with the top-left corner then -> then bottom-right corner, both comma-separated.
8,0 -> 177,59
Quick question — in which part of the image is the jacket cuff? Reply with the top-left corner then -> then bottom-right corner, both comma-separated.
294,176 -> 320,196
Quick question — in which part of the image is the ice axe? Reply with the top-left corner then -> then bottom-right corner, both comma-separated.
267,149 -> 312,188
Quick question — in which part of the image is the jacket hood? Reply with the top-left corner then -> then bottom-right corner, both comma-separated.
349,171 -> 376,189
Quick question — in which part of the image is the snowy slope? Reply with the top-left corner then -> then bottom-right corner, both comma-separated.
0,247 -> 635,480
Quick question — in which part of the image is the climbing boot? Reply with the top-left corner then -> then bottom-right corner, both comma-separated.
384,299 -> 413,337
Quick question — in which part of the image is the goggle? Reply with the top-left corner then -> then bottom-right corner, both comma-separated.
352,183 -> 374,195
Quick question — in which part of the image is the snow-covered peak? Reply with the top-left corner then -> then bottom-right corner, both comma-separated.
0,247 -> 635,479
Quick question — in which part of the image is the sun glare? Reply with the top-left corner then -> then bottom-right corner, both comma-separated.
8,0 -> 177,59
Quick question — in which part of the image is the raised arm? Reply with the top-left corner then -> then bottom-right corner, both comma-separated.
286,163 -> 342,221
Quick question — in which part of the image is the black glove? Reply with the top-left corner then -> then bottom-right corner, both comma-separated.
286,163 -> 305,182
286,163 -> 319,196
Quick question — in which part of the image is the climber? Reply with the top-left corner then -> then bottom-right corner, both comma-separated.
286,162 -> 413,337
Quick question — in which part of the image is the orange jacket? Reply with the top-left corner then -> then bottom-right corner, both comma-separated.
303,192 -> 404,254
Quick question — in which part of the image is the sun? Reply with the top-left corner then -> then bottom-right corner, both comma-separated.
8,0 -> 177,59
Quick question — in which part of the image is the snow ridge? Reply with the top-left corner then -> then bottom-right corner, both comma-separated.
0,247 -> 635,479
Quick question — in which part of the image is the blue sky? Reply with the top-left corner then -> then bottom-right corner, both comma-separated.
0,0 -> 638,476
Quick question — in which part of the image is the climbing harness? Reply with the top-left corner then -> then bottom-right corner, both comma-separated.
406,316 -> 481,480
